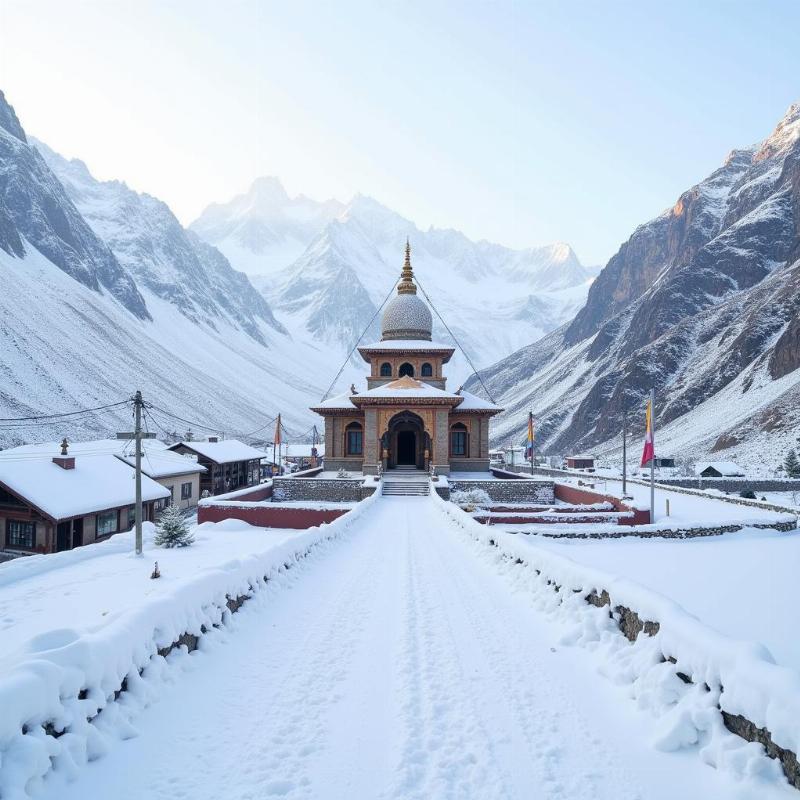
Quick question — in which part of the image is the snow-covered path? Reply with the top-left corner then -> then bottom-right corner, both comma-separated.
40,497 -> 778,800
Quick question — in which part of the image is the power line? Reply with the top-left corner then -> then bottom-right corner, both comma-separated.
414,276 -> 497,404
0,399 -> 131,423
319,279 -> 398,402
144,403 -> 226,435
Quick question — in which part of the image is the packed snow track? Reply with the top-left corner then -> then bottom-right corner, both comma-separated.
40,496 -> 782,800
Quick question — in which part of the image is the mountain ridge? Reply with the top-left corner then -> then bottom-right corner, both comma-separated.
471,102 -> 800,470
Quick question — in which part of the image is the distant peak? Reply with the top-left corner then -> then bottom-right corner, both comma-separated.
248,176 -> 289,201
754,100 -> 800,162
0,90 -> 27,143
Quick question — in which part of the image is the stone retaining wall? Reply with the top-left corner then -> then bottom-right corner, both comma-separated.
449,479 -> 555,504
651,477 -> 800,493
272,478 -> 364,503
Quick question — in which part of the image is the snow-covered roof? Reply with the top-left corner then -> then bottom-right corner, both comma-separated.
169,440 -> 268,464
353,376 -> 462,402
311,392 -> 357,411
0,453 -> 170,520
358,339 -> 455,351
454,388 -> 502,412
0,437 -> 205,480
695,461 -> 745,476
118,450 -> 206,479
567,454 -> 595,460
1,437 -> 169,457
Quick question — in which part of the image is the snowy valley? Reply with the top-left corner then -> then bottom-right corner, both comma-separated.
0,89 -> 594,446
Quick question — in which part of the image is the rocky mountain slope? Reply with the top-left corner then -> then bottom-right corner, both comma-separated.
0,91 -> 147,319
194,185 -> 596,385
0,92 -> 331,445
473,103 -> 800,470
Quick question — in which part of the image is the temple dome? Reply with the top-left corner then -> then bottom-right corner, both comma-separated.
380,241 -> 433,341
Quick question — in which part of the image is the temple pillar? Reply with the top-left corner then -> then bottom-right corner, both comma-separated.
363,408 -> 379,474
433,408 -> 450,475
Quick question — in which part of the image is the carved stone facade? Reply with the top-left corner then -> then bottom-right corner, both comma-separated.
311,244 -> 502,475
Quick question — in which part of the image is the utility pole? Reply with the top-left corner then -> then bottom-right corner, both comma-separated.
134,390 -> 143,556
650,387 -> 656,524
622,412 -> 628,496
117,390 -> 154,557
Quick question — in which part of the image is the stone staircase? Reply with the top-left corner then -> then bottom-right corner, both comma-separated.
382,468 -> 430,497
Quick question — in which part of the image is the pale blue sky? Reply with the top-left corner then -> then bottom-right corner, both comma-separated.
1,0 -> 798,264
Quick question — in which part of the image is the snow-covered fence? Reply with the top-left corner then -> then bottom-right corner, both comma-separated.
433,492 -> 800,789
0,492 -> 379,798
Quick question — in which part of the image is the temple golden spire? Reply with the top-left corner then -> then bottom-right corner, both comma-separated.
397,238 -> 417,295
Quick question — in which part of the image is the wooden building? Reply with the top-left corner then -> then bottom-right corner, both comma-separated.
565,455 -> 596,470
168,438 -> 268,496
0,450 -> 169,556
311,243 -> 502,475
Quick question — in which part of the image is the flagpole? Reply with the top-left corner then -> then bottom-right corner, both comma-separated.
529,411 -> 534,475
622,411 -> 627,496
650,387 -> 655,523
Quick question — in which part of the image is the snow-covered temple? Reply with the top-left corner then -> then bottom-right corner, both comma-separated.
311,243 -> 502,475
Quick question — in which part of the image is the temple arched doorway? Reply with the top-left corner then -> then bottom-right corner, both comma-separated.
385,411 -> 426,469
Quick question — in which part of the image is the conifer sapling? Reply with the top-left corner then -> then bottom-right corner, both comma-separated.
154,504 -> 194,548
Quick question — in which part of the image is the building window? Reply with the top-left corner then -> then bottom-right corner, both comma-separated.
450,423 -> 468,457
181,482 -> 192,500
421,362 -> 433,377
96,510 -> 118,537
345,422 -> 363,456
399,362 -> 414,377
380,362 -> 392,377
127,507 -> 136,528
6,520 -> 35,549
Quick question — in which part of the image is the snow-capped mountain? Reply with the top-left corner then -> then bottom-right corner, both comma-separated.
0,91 -> 147,319
34,139 -> 285,343
190,177 -> 345,278
194,186 -> 595,386
472,102 -> 800,470
0,91 -> 333,445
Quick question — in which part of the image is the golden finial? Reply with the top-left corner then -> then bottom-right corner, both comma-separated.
398,237 -> 417,295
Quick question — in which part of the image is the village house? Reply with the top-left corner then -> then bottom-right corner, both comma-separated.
168,438 -> 268,496
565,454 -> 596,470
0,448 -> 169,556
2,438 -> 207,510
311,243 -> 502,474
695,461 -> 745,478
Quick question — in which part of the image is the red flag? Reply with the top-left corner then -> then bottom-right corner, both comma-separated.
640,398 -> 654,467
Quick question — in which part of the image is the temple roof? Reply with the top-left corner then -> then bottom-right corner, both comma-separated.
357,339 -> 455,362
352,376 -> 462,406
454,388 -> 503,412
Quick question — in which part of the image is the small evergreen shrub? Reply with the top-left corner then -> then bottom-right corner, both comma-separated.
154,504 -> 194,548
739,489 -> 757,500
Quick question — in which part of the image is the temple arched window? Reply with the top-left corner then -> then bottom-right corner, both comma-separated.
399,362 -> 414,377
421,362 -> 433,378
380,362 -> 392,377
345,422 -> 363,456
450,422 -> 468,457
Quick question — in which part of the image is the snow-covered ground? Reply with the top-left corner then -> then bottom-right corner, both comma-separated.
559,474 -> 793,526
0,522 -> 297,670
514,528 -> 800,671
26,496 -> 791,800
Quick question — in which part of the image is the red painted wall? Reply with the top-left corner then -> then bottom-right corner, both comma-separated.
198,504 -> 347,529
553,483 -> 650,526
